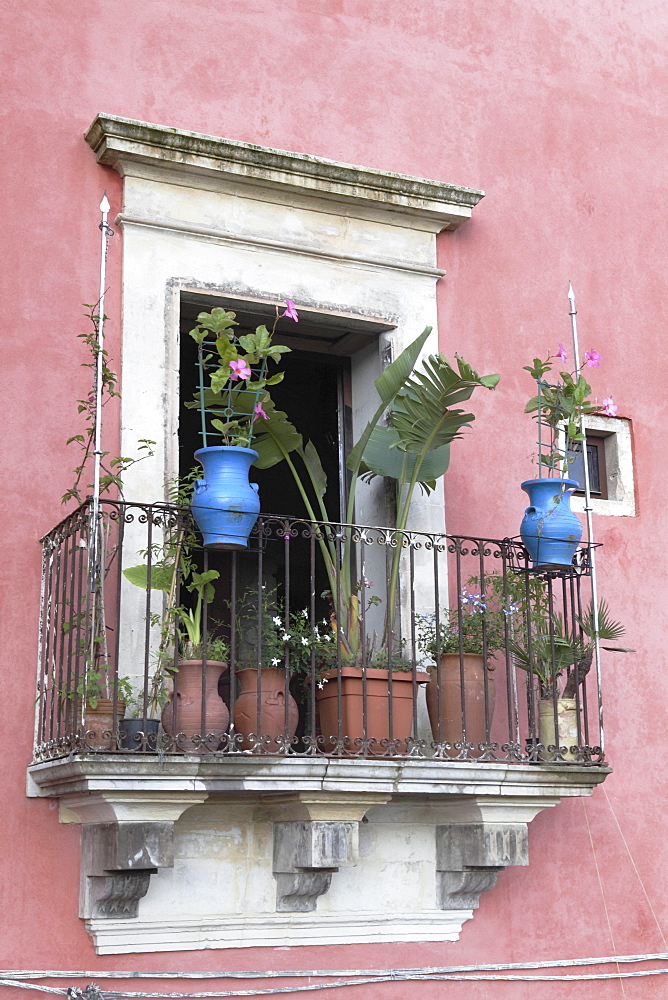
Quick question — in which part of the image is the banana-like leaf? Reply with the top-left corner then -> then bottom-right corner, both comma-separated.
252,405 -> 303,469
346,327 -> 432,474
390,354 -> 496,455
359,426 -> 451,486
303,440 -> 328,500
123,563 -> 176,593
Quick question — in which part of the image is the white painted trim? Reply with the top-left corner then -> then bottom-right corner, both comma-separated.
87,910 -> 472,954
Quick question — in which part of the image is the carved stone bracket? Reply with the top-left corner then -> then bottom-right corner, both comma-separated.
273,820 -> 359,912
436,823 -> 529,911
80,821 -> 174,919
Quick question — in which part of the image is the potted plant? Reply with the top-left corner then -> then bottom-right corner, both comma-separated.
415,583 -> 509,753
510,598 -> 630,760
228,590 -> 334,752
123,510 -> 230,751
252,329 -> 499,752
160,573 -> 230,752
59,642 -> 133,750
315,647 -> 430,755
185,302 -> 296,549
520,344 -> 616,568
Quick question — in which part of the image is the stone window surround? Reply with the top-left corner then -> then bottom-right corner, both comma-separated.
569,415 -> 636,517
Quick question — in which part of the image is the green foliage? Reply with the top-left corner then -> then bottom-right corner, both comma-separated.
252,329 -> 499,660
186,307 -> 294,448
62,667 -> 133,711
415,579 -> 511,660
230,589 -> 335,674
62,302 -> 154,505
510,594 -> 630,698
523,352 -> 603,477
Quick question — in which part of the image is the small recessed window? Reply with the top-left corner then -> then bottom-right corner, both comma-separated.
567,435 -> 608,499
562,416 -> 635,517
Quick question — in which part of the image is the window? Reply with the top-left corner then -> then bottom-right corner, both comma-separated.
567,434 -> 608,499
566,415 -> 635,517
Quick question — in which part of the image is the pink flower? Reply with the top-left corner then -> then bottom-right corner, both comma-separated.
283,299 -> 299,322
254,402 -> 268,420
556,343 -> 568,363
602,396 -> 617,416
229,358 -> 251,381
585,349 -> 601,368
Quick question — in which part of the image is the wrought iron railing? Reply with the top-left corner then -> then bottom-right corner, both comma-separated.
34,499 -> 605,765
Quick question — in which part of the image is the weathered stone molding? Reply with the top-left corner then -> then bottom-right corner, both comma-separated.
85,114 -> 484,231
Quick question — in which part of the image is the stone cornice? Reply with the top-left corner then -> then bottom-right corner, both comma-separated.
29,755 -> 609,805
84,114 -> 484,230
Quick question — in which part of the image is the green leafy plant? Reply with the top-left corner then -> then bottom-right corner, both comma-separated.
185,304 -> 295,448
251,328 -> 499,662
63,302 -> 154,505
415,585 -> 510,660
230,588 -> 335,674
524,344 -> 615,478
510,598 -> 631,699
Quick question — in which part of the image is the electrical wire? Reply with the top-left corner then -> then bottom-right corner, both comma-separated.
2,969 -> 668,1000
2,954 -> 667,980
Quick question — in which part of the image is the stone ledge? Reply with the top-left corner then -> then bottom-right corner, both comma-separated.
84,114 -> 484,229
27,754 -> 610,806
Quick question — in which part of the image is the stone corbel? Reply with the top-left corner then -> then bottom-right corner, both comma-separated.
80,821 -> 172,919
58,791 -> 208,920
436,823 -> 529,911
270,792 -> 390,911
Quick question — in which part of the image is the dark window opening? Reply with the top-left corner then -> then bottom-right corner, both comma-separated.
178,297 -> 351,521
567,436 -> 608,499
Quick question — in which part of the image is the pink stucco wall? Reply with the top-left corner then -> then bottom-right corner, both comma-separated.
2,2 -> 666,997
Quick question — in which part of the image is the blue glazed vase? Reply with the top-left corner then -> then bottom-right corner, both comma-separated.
520,478 -> 582,569
191,446 -> 260,549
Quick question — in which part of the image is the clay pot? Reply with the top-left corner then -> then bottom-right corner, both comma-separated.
426,653 -> 495,754
316,667 -> 428,754
84,699 -> 126,749
232,667 -> 298,752
538,697 -> 580,761
161,660 -> 229,751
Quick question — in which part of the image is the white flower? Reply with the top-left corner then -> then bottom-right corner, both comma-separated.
301,637 -> 309,646
273,616 -> 282,626
271,657 -> 280,666
282,633 -> 291,642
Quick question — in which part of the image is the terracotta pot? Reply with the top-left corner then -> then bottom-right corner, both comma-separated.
161,660 -> 229,751
232,667 -> 298,752
538,697 -> 580,761
84,699 -> 126,749
425,653 -> 495,754
316,666 -> 428,754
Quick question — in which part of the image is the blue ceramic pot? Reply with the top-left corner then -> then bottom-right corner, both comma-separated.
520,478 -> 582,568
191,446 -> 260,549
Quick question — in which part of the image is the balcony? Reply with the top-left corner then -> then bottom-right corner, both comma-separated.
28,499 -> 610,952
